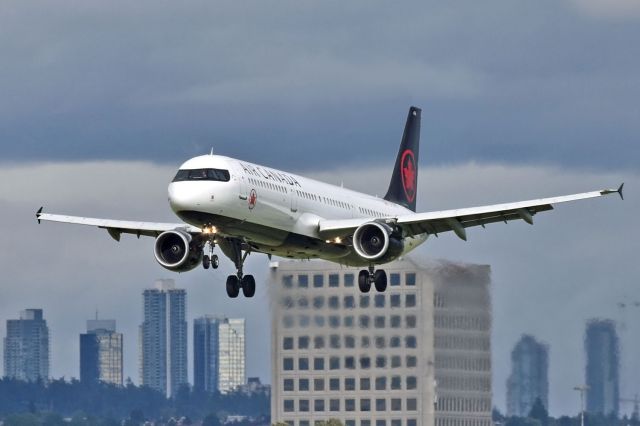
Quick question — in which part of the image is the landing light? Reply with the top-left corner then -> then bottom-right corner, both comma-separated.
335,237 -> 342,244
202,226 -> 218,234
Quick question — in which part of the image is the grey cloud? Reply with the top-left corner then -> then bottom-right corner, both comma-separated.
0,160 -> 635,416
0,0 -> 638,169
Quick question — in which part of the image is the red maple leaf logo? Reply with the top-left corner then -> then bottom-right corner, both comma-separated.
248,189 -> 257,210
400,150 -> 416,202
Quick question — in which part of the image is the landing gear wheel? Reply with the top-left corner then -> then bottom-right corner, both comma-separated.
374,270 -> 387,292
226,275 -> 240,298
241,275 -> 256,298
203,255 -> 211,270
211,255 -> 219,269
358,270 -> 371,293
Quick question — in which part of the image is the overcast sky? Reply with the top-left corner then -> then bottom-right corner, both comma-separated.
0,0 -> 638,417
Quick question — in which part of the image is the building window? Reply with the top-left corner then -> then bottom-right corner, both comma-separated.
390,294 -> 401,307
283,275 -> 293,288
360,377 -> 371,390
329,296 -> 340,309
391,398 -> 402,411
344,295 -> 356,309
407,398 -> 417,411
314,336 -> 325,349
359,356 -> 371,369
374,316 -> 386,328
375,336 -> 386,349
330,357 -> 340,370
390,336 -> 401,348
390,273 -> 400,286
283,315 -> 294,328
299,315 -> 310,327
374,294 -> 385,308
344,316 -> 354,328
283,358 -> 294,371
375,376 -> 386,390
299,357 -> 309,370
345,377 -> 356,391
406,356 -> 417,367
314,378 -> 324,391
283,378 -> 294,391
391,420 -> 401,426
330,399 -> 340,411
345,335 -> 356,348
405,294 -> 416,307
360,398 -> 371,412
345,421 -> 355,426
299,399 -> 309,412
283,337 -> 293,350
361,336 -> 371,348
391,355 -> 401,368
313,274 -> 324,288
345,356 -> 355,369
406,273 -> 416,286
330,334 -> 341,349
298,297 -> 309,309
391,376 -> 401,390
298,336 -> 309,349
375,356 -> 386,368
361,421 -> 371,426
406,420 -> 417,426
406,315 -> 417,328
298,275 -> 308,288
314,357 -> 324,370
407,376 -> 417,389
314,316 -> 325,327
376,420 -> 387,426
390,315 -> 401,328
299,378 -> 309,391
330,378 -> 340,391
345,398 -> 356,412
314,399 -> 325,412
376,399 -> 386,412
360,295 -> 370,308
329,274 -> 340,287
344,274 -> 354,287
405,335 -> 417,348
359,315 -> 370,328
329,316 -> 341,328
284,399 -> 294,412
313,296 -> 325,309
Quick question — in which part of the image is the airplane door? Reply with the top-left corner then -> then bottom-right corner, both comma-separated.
290,187 -> 298,212
239,176 -> 248,200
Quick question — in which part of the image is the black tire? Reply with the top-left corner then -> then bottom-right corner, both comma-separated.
358,270 -> 371,293
212,255 -> 219,269
241,275 -> 256,298
226,275 -> 240,298
203,255 -> 210,270
374,270 -> 387,292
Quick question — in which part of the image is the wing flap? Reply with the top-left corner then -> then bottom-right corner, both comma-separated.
36,210 -> 200,240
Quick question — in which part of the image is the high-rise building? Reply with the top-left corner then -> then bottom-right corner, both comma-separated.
3,309 -> 50,382
80,319 -> 123,386
194,316 -> 246,394
270,258 -> 492,426
506,335 -> 549,417
139,279 -> 188,397
585,319 -> 619,415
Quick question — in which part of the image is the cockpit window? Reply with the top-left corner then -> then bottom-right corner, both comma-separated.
172,168 -> 230,182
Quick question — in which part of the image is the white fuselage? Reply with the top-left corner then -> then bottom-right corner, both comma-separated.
168,155 -> 426,265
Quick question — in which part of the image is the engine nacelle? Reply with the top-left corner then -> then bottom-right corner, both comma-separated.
353,221 -> 404,262
154,230 -> 202,272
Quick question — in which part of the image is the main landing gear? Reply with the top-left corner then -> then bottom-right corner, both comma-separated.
224,239 -> 256,299
358,265 -> 387,293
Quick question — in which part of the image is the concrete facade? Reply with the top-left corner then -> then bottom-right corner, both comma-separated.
3,309 -> 50,382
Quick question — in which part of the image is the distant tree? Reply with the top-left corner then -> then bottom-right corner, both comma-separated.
493,407 -> 506,422
315,420 -> 344,426
42,413 -> 66,426
505,417 -> 541,426
3,413 -> 40,426
203,413 -> 222,426
529,398 -> 548,426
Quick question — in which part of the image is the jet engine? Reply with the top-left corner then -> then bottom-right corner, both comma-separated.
352,222 -> 404,262
154,230 -> 202,272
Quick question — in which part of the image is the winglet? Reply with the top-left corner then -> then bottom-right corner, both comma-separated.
618,183 -> 624,201
36,207 -> 43,224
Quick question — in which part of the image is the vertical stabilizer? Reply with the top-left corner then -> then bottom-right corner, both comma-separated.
384,106 -> 421,211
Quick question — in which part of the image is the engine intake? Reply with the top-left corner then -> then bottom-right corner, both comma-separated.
353,222 -> 404,262
154,230 -> 202,272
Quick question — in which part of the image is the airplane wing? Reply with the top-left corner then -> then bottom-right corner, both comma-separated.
36,208 -> 201,241
318,185 -> 624,241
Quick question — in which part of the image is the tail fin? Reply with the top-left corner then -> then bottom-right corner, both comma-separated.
384,106 -> 421,211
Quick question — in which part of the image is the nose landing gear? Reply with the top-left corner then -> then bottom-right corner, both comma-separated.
358,265 -> 387,293
223,239 -> 256,298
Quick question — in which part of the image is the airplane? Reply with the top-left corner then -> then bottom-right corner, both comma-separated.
36,106 -> 624,298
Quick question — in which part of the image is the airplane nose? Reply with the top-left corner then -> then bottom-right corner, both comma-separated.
168,183 -> 193,211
